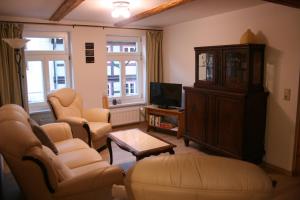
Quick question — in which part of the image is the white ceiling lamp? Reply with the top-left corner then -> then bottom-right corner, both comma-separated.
112,1 -> 131,19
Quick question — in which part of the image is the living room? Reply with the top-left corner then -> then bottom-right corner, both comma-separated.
1,0 -> 300,199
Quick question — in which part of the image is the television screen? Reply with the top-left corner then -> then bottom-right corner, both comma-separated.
150,82 -> 182,108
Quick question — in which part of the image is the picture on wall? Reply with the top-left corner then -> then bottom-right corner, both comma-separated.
86,56 -> 95,63
85,42 -> 94,49
85,49 -> 94,56
85,42 -> 95,63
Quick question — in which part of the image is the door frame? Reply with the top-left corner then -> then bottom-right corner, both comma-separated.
292,71 -> 300,175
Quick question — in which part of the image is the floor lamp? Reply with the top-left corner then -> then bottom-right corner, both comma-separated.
2,38 -> 29,107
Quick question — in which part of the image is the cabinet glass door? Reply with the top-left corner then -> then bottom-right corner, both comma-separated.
195,50 -> 217,87
223,49 -> 248,90
198,53 -> 214,81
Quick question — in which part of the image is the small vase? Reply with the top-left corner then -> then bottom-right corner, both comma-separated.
240,29 -> 256,44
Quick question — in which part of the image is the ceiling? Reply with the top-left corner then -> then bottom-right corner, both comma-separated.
0,0 -> 267,28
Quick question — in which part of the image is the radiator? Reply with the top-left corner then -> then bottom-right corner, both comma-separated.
110,106 -> 144,126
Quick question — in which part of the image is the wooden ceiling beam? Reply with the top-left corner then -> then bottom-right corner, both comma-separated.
263,0 -> 300,9
49,0 -> 85,21
114,0 -> 195,27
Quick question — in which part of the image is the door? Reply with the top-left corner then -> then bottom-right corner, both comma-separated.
293,71 -> 300,175
185,89 -> 208,142
215,95 -> 245,157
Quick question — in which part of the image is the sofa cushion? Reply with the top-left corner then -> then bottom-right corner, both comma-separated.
29,118 -> 58,155
57,148 -> 103,169
71,161 -> 110,176
54,138 -> 90,154
43,146 -> 73,182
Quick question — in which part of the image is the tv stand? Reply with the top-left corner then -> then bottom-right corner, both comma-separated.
145,105 -> 185,138
158,105 -> 169,109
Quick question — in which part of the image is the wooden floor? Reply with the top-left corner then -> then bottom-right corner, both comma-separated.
1,122 -> 300,200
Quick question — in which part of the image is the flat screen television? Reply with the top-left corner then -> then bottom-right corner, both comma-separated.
150,82 -> 182,108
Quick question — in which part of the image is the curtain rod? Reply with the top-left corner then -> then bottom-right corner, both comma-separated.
0,20 -> 163,32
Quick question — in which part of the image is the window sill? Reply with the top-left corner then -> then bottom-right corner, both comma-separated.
109,101 -> 146,109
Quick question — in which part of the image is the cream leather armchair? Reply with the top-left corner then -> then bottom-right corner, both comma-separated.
48,88 -> 111,150
0,104 -> 124,200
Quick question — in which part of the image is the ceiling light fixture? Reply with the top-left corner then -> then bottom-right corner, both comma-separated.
112,1 -> 131,19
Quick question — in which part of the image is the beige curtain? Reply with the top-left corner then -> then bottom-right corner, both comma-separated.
146,31 -> 163,102
0,23 -> 27,109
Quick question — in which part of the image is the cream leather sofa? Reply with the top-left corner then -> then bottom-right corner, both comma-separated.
0,104 -> 124,200
124,154 -> 274,200
48,88 -> 111,150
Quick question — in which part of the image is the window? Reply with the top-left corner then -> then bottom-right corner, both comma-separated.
24,32 -> 70,112
26,37 -> 65,51
106,36 -> 144,105
106,41 -> 137,53
26,61 -> 44,103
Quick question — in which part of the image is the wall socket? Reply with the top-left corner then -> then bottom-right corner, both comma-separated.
284,88 -> 291,101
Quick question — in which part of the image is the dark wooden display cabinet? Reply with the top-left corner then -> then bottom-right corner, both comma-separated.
184,44 -> 268,164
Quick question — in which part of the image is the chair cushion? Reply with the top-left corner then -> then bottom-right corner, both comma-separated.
89,122 -> 112,140
55,138 -> 90,154
29,118 -> 59,155
43,146 -> 73,182
57,148 -> 103,169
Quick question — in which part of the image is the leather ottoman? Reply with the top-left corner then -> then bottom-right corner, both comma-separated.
124,154 -> 273,200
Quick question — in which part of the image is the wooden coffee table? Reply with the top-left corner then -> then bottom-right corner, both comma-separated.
107,129 -> 176,164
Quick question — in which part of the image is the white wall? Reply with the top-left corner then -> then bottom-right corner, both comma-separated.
24,24 -> 145,109
163,3 -> 300,171
71,27 -> 106,108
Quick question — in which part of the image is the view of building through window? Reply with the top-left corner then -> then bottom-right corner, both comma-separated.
106,60 -> 138,97
106,37 -> 142,102
49,60 -> 67,91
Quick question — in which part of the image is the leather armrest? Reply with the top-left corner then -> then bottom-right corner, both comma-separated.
57,117 -> 91,146
82,108 -> 110,123
54,166 -> 124,198
41,123 -> 73,142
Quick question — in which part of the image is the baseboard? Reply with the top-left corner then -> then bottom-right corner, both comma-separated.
261,162 -> 293,176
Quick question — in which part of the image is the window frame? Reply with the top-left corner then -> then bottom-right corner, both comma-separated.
106,35 -> 144,105
24,32 -> 71,113
24,31 -> 69,55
